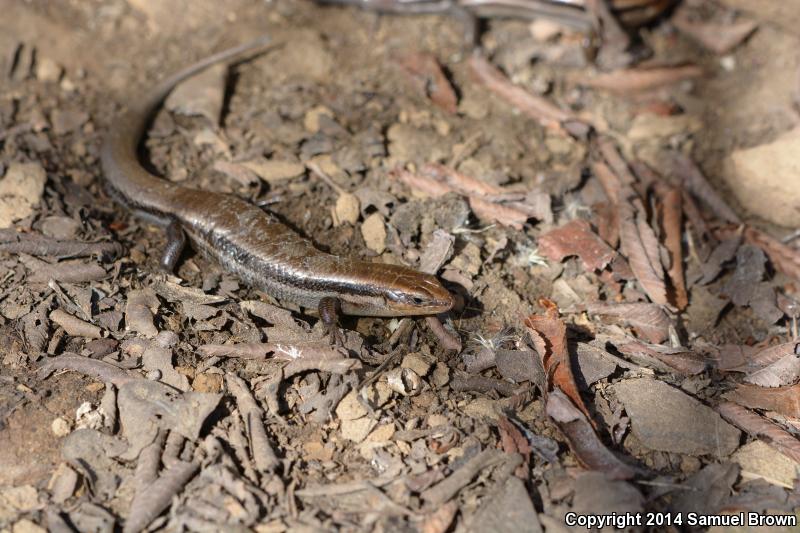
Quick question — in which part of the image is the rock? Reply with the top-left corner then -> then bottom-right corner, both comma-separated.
0,163 -> 47,228
304,105 -> 334,133
51,416 -> 71,437
35,57 -> 62,82
613,378 -> 740,457
468,477 -> 543,533
50,108 -> 89,135
628,113 -> 702,141
0,486 -> 42,520
572,472 -> 644,518
335,390 -> 367,421
732,440 -> 799,489
39,215 -> 80,240
360,213 -> 386,254
271,30 -> 333,82
340,417 -> 376,443
401,352 -> 433,377
165,63 -> 227,124
529,19 -> 563,42
724,128 -> 800,227
12,518 -> 46,533
242,158 -> 305,183
333,193 -> 360,226
192,372 -> 223,393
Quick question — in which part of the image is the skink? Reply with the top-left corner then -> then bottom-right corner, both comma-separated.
101,37 -> 454,342
317,0 -> 675,37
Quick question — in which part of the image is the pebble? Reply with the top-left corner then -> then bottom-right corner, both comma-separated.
304,105 -> 334,133
51,416 -> 71,437
614,378 -> 740,457
40,215 -> 81,240
724,127 -> 800,227
529,19 -> 563,42
360,213 -> 386,253
35,57 -> 63,83
50,108 -> 89,136
334,192 -> 360,226
242,158 -> 305,183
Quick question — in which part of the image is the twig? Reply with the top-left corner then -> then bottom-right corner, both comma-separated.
421,448 -> 506,506
123,460 -> 199,533
226,374 -> 280,473
426,316 -> 462,351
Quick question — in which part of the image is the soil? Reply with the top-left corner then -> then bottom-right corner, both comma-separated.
1,0 -> 800,532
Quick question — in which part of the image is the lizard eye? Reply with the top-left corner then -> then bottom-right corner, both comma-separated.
411,296 -> 425,306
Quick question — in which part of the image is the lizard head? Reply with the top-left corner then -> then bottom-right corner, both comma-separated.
338,265 -> 454,317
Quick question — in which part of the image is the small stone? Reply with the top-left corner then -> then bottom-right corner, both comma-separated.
60,78 -> 76,92
627,113 -> 702,141
365,423 -> 395,443
303,440 -> 334,462
334,193 -> 360,226
401,352 -> 433,377
434,119 -> 451,136
361,213 -> 386,253
336,390 -> 368,421
340,417 -> 377,443
732,440 -> 799,489
431,362 -> 450,387
462,397 -> 501,421
529,19 -> 563,42
724,127 -> 800,227
242,158 -> 306,183
364,381 -> 393,409
12,519 -> 46,533
35,57 -> 63,83
39,215 -> 81,241
51,416 -> 71,437
192,372 -> 223,393
719,55 -> 736,71
614,378 -> 740,457
427,414 -> 449,427
50,108 -> 89,136
0,162 -> 47,228
0,486 -> 41,515
304,105 -> 334,132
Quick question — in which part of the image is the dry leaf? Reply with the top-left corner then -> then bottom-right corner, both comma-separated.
469,53 -> 587,137
546,389 -> 638,480
727,383 -> 800,419
586,302 -> 670,344
670,151 -> 741,224
744,347 -> 800,388
537,219 -> 616,271
655,184 -> 688,309
524,302 -> 592,420
619,201 -> 669,305
614,340 -> 707,375
672,3 -> 757,54
743,226 -> 800,282
718,402 -> 800,464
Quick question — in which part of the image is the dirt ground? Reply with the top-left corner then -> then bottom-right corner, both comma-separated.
1,0 -> 800,531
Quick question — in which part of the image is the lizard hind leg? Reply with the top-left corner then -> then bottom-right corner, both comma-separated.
160,219 -> 187,273
318,296 -> 344,347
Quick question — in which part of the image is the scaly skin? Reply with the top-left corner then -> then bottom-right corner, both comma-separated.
101,37 -> 454,340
